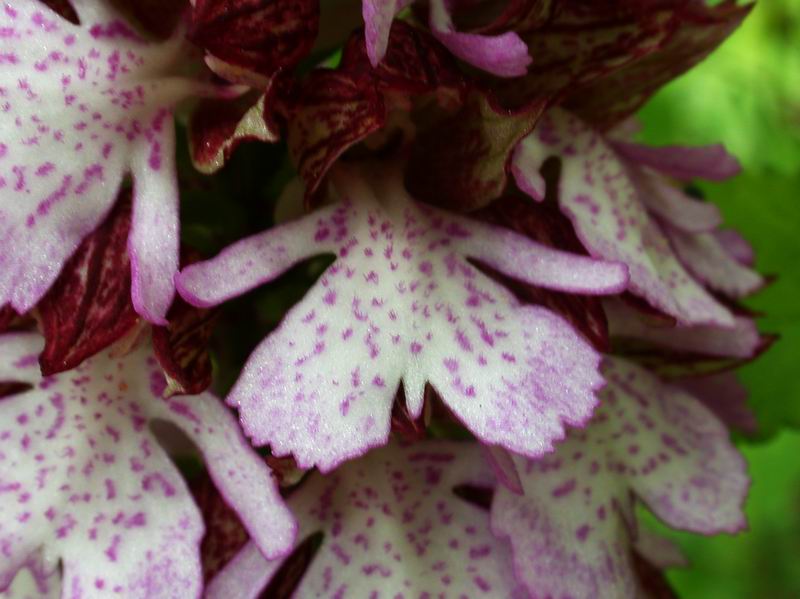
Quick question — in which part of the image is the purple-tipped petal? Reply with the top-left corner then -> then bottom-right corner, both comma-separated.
428,0 -> 530,78
513,109 -> 735,327
665,226 -> 765,299
361,0 -> 413,66
179,165 -> 625,471
210,442 -> 526,599
0,0 -> 220,323
613,142 -> 742,182
605,299 -> 761,360
492,356 -> 748,599
0,335 -> 294,598
628,167 -> 722,234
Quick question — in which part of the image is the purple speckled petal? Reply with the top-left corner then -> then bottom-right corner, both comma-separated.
0,334 -> 294,598
512,109 -> 735,327
209,441 -> 528,599
492,356 -> 748,599
0,0 -> 214,323
428,0 -> 530,78
361,0 -> 413,66
612,142 -> 741,182
178,165 -> 627,471
128,112 -> 180,325
664,225 -> 765,299
605,299 -> 761,360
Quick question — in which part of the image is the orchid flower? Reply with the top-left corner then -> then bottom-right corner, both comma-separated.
0,333 -> 294,598
0,0 -> 234,324
178,163 -> 628,471
512,108 -> 763,327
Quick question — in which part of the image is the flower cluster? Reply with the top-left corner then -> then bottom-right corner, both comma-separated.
0,1 -> 768,598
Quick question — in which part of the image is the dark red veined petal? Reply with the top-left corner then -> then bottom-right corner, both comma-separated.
189,92 -> 280,175
192,475 -> 250,582
405,92 -> 545,211
341,20 -> 467,99
152,252 -> 218,396
564,1 -> 751,128
286,68 -> 386,201
37,192 -> 140,376
473,192 -> 610,350
190,0 -> 319,78
287,21 -> 466,201
151,300 -> 217,397
477,0 -> 748,129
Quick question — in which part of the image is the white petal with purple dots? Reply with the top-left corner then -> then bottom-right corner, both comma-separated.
207,441 -> 528,599
0,333 -> 295,599
512,108 -> 735,327
0,0 -> 219,323
491,356 -> 748,599
178,164 -> 628,471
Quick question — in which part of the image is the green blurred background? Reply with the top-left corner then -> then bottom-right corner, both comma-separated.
637,2 -> 800,596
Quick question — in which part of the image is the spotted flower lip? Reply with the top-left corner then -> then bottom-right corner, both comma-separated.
0,0 -> 234,325
206,440 -> 526,599
204,357 -> 746,598
493,356 -> 749,599
178,163 -> 628,471
0,333 -> 295,598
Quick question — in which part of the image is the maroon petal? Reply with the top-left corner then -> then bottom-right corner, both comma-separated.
190,0 -> 319,78
563,2 -> 750,128
341,21 -> 467,99
152,298 -> 217,397
405,92 -> 545,211
192,475 -> 249,582
287,22 -> 466,200
189,92 -> 280,175
37,192 -> 140,376
480,1 -> 748,129
286,69 -> 386,200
